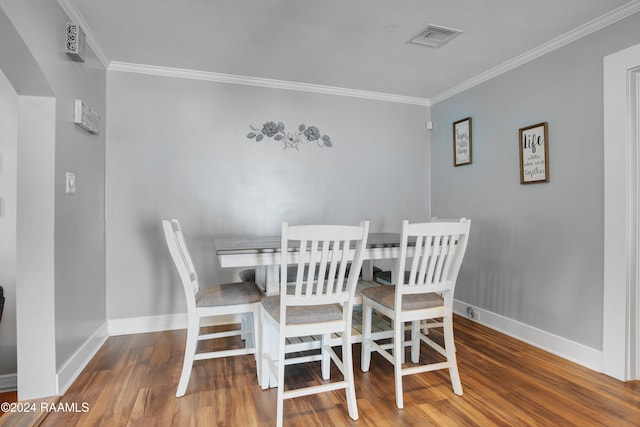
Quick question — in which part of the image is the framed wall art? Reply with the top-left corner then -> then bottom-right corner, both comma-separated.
453,117 -> 472,166
519,122 -> 549,184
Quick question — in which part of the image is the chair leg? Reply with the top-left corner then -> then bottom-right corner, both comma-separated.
343,331 -> 359,420
176,317 -> 199,397
360,302 -> 372,372
411,320 -> 420,363
260,308 -> 272,390
242,312 -> 254,348
444,314 -> 463,396
321,333 -> 331,380
276,328 -> 287,427
396,320 -> 405,364
394,321 -> 404,409
253,307 -> 262,386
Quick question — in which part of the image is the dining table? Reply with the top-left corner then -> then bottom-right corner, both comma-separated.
213,232 -> 407,295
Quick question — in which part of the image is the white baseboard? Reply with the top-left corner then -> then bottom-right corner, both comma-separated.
108,306 -> 602,373
0,373 -> 17,392
107,313 -> 241,336
56,322 -> 109,395
453,300 -> 603,372
51,305 -> 602,397
11,314 -> 240,398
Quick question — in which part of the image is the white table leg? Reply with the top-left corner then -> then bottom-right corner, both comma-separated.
362,260 -> 373,281
255,266 -> 267,293
265,265 -> 279,295
255,265 -> 280,295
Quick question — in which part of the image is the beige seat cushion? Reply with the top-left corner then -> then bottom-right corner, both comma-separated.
261,295 -> 343,325
360,285 -> 443,311
196,282 -> 262,307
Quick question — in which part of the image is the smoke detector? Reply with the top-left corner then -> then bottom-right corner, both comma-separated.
409,24 -> 462,48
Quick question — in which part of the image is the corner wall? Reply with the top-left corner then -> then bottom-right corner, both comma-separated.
432,11 -> 640,367
0,0 -> 107,398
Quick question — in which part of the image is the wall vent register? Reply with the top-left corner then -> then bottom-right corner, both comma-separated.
65,22 -> 86,62
409,24 -> 462,48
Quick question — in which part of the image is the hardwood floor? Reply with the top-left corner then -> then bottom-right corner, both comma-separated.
7,316 -> 640,426
0,392 -> 59,427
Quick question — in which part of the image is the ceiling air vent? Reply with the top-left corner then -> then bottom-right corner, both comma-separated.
409,24 -> 462,48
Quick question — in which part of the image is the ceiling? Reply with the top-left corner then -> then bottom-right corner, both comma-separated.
70,0 -> 638,102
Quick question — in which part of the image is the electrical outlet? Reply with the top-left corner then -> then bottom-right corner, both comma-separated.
466,306 -> 479,320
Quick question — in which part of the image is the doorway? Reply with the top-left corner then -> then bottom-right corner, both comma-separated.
603,42 -> 640,381
0,65 -> 18,393
0,7 -> 58,399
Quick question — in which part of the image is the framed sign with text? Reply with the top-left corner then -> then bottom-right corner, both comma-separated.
519,122 -> 549,184
453,117 -> 472,166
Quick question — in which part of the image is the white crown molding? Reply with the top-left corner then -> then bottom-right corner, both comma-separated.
108,61 -> 431,106
57,0 -> 110,68
431,0 -> 640,105
60,0 -> 639,106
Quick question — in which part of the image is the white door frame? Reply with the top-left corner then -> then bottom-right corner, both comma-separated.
603,42 -> 640,381
0,8 -> 58,399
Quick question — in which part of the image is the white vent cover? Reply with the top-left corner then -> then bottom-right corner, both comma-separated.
409,24 -> 462,48
65,23 -> 86,62
73,99 -> 100,135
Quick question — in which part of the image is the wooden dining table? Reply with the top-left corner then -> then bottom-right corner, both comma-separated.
213,232 -> 406,295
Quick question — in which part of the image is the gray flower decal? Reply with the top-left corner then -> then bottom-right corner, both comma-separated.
303,126 -> 320,141
247,121 -> 332,150
262,121 -> 280,137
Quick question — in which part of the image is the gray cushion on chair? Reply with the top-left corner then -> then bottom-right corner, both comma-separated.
261,295 -> 343,325
196,282 -> 262,307
360,285 -> 444,311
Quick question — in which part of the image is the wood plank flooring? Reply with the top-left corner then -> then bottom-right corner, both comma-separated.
6,316 -> 640,426
0,394 -> 59,427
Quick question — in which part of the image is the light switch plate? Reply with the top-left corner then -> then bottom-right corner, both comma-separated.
66,172 -> 76,194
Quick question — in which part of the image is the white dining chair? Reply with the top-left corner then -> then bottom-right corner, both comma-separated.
360,218 -> 471,409
260,221 -> 369,427
162,219 -> 263,397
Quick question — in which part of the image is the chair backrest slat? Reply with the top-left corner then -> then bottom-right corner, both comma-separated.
395,219 -> 470,305
281,222 -> 370,313
163,219 -> 199,307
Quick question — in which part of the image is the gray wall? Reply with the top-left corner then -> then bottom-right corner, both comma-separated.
106,71 -> 430,320
431,12 -> 640,351
0,69 -> 17,376
0,0 -> 107,382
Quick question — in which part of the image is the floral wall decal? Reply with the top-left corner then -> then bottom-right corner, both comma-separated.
247,121 -> 333,150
